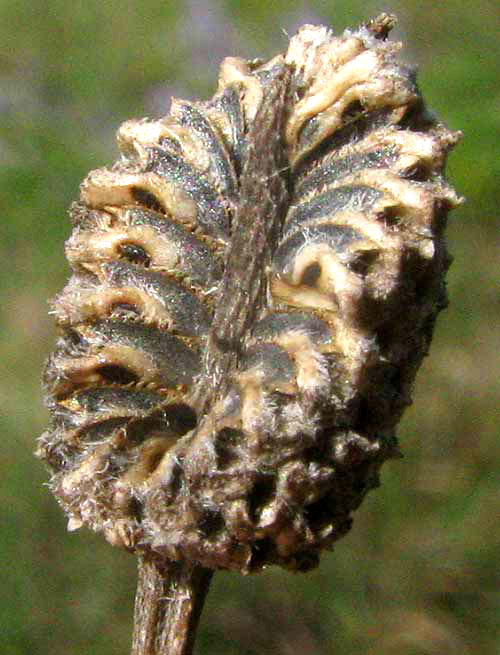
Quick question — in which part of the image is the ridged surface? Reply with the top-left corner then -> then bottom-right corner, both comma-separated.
38,15 -> 461,573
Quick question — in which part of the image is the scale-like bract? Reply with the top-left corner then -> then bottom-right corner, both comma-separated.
38,15 -> 461,572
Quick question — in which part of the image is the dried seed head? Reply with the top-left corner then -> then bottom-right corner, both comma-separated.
38,15 -> 462,573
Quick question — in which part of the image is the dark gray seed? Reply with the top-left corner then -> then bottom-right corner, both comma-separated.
146,147 -> 230,238
273,224 -> 364,275
124,208 -> 223,286
241,344 -> 296,385
214,86 -> 246,175
176,101 -> 237,197
87,320 -> 201,386
295,149 -> 396,197
284,186 -> 383,238
103,261 -> 211,337
251,312 -> 333,346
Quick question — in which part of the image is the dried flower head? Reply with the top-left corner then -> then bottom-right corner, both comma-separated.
38,14 -> 461,575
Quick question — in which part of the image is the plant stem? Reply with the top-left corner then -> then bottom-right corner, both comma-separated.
131,555 -> 213,655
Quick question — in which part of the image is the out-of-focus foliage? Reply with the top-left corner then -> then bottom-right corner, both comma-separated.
1,1 -> 498,654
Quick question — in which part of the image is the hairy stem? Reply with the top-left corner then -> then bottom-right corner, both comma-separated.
131,555 -> 213,655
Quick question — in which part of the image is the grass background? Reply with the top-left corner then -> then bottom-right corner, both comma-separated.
1,1 -> 498,653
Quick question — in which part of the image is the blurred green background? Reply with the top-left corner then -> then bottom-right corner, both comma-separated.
1,1 -> 498,654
